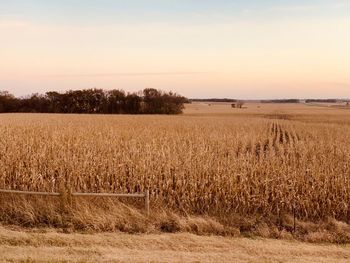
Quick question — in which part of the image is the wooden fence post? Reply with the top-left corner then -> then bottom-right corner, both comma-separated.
145,189 -> 150,216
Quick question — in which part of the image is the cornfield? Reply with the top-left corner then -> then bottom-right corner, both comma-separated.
0,106 -> 350,232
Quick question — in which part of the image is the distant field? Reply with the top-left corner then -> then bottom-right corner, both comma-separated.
185,101 -> 350,115
0,102 -> 350,242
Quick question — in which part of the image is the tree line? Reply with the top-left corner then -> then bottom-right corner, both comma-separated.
0,88 -> 188,114
190,98 -> 238,103
261,99 -> 300,103
305,99 -> 338,103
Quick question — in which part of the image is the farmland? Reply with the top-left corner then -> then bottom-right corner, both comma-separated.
0,103 -> 350,243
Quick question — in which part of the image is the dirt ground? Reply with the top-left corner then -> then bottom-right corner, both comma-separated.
1,226 -> 349,263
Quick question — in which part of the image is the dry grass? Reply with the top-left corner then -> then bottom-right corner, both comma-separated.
1,225 -> 350,263
0,103 -> 350,242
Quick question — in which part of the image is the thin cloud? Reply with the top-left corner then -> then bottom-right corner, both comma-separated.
321,82 -> 350,89
40,72 -> 209,78
241,1 -> 350,16
0,19 -> 32,28
333,0 -> 350,8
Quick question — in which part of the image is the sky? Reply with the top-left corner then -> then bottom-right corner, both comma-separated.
1,0 -> 350,99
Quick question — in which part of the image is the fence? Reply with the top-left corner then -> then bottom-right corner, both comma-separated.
0,189 -> 150,216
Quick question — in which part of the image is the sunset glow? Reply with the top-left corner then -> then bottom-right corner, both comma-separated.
1,0 -> 350,98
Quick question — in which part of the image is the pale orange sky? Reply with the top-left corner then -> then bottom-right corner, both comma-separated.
1,0 -> 350,99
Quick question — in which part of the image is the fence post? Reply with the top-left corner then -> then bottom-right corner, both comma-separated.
145,189 -> 150,216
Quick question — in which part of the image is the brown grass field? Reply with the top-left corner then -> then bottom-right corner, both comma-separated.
1,225 -> 350,263
1,102 -> 350,262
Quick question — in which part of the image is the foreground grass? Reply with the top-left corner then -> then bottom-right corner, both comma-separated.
0,226 -> 350,263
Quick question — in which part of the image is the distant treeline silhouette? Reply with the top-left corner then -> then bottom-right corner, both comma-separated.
305,99 -> 338,103
0,88 -> 188,114
190,98 -> 238,103
261,99 -> 300,103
